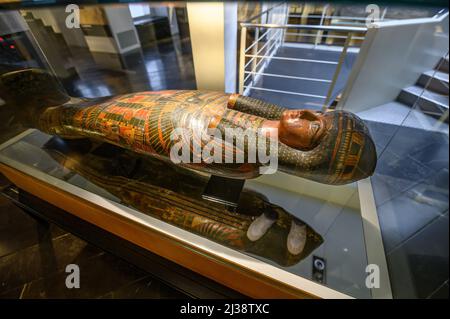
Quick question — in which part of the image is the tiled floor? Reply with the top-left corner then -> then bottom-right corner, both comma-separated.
8,11 -> 196,99
343,66 -> 449,299
63,38 -> 196,99
386,213 -> 448,299
363,111 -> 448,298
247,45 -> 448,299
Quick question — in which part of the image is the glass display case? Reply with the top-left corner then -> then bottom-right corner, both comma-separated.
0,128 -> 380,298
0,1 -> 448,299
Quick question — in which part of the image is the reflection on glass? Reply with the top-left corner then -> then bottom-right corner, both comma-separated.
4,132 -> 324,266
0,130 -> 373,298
0,3 -> 196,98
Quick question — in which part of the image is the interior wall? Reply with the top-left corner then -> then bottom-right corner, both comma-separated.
186,2 -> 226,91
224,2 -> 238,93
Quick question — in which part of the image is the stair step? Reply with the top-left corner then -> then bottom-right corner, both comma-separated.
437,55 -> 449,73
418,70 -> 449,95
398,85 -> 449,120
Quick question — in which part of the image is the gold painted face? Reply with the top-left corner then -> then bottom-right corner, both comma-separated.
279,110 -> 326,151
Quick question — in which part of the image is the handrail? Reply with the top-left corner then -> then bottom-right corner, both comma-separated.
244,86 -> 327,99
370,11 -> 448,27
244,28 -> 282,69
243,2 -> 286,23
240,5 -> 447,112
240,23 -> 367,32
288,14 -> 390,21
244,71 -> 332,83
238,5 -> 369,103
284,32 -> 365,40
245,55 -> 338,65
322,33 -> 352,110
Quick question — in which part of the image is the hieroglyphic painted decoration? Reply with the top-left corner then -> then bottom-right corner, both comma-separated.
0,69 -> 377,185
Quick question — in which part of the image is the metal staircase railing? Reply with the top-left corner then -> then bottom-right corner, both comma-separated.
238,22 -> 367,110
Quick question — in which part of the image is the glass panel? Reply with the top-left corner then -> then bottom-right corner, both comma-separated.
0,2 -> 374,295
0,130 -> 371,298
364,52 -> 449,298
4,1 -> 445,299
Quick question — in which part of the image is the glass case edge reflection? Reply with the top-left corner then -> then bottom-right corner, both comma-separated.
358,178 -> 393,299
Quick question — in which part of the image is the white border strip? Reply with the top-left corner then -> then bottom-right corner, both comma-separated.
358,178 -> 393,299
